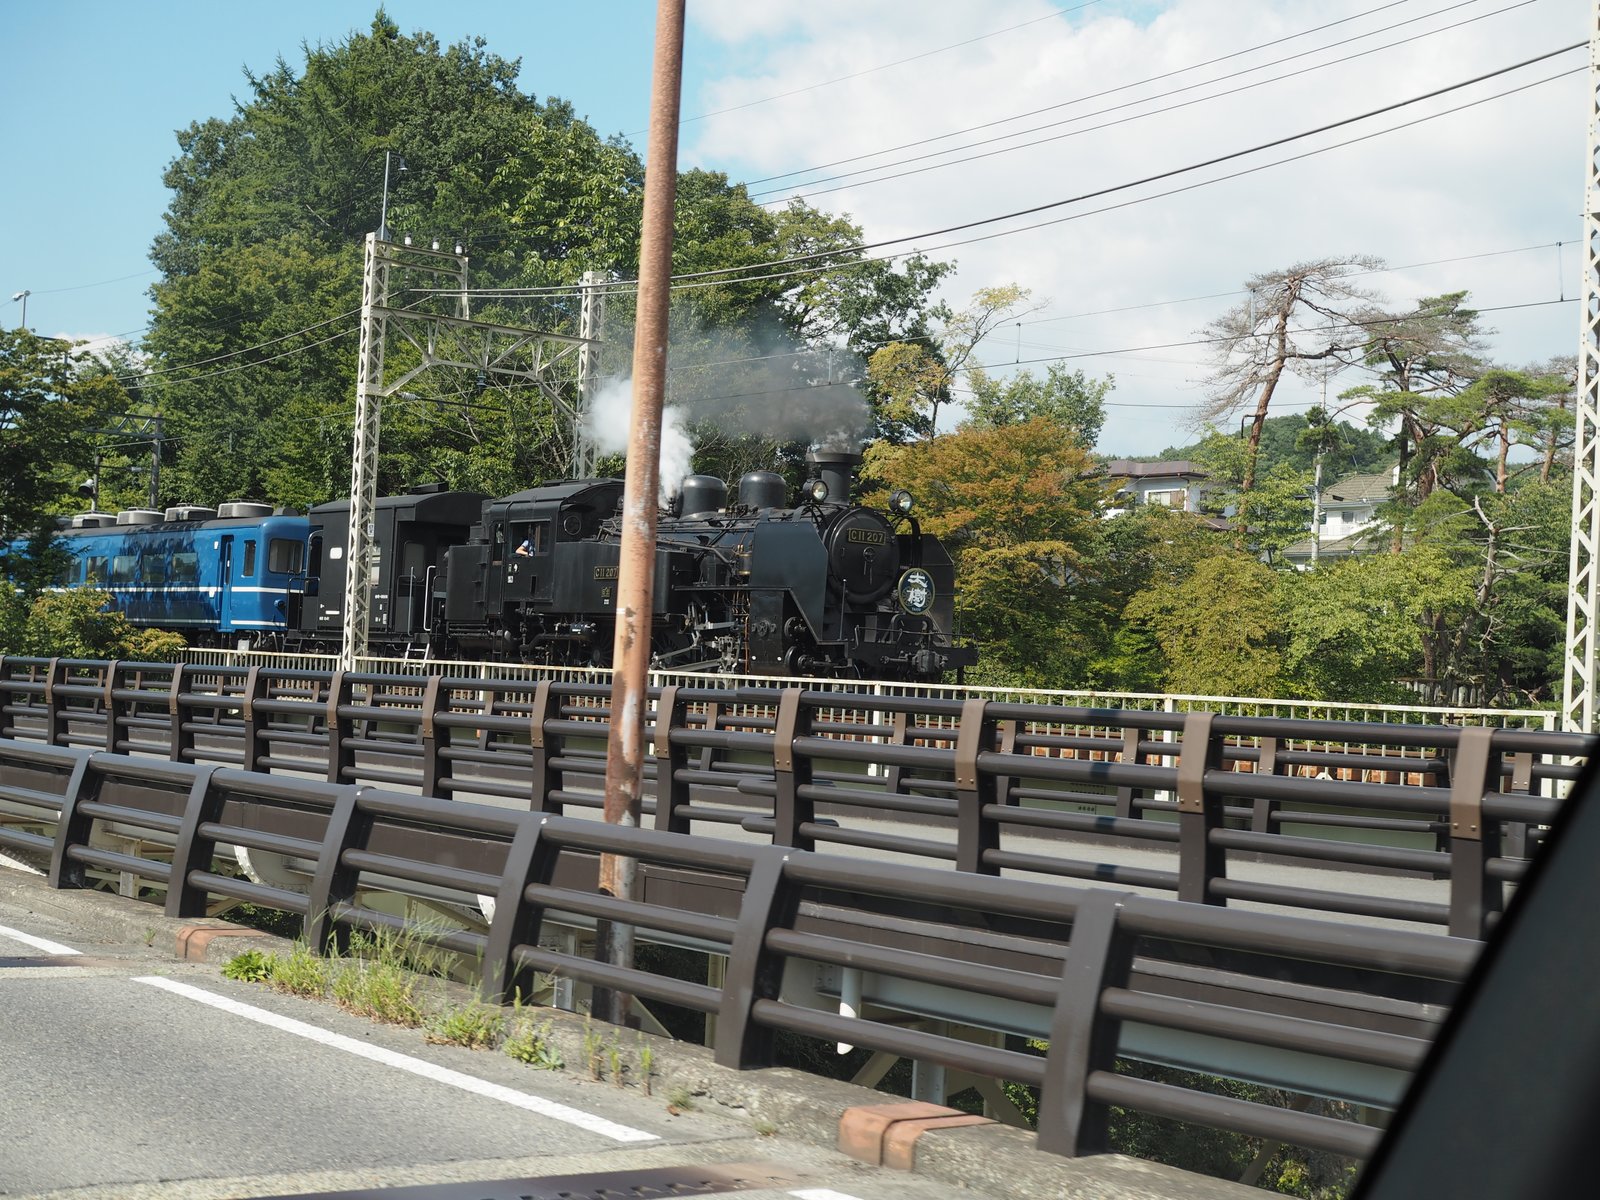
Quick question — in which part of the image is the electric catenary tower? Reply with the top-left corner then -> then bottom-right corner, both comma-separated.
1562,6 -> 1600,733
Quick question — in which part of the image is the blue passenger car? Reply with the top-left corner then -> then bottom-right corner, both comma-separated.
21,503 -> 315,647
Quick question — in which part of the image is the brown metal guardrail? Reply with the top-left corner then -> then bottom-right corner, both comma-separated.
0,656 -> 1590,939
0,737 -> 1479,1163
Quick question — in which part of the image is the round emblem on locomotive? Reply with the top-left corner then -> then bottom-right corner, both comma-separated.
897,568 -> 935,614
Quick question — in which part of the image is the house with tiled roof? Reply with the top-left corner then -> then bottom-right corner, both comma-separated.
1102,459 -> 1212,516
1282,466 -> 1398,568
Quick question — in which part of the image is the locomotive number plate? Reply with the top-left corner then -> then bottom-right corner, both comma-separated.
593,565 -> 620,580
847,528 -> 887,545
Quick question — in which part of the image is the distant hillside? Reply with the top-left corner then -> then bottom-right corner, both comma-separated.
1151,413 -> 1392,479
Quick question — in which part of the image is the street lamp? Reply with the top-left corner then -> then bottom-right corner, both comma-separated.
10,289 -> 29,329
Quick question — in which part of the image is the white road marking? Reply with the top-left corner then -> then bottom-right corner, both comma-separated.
0,924 -> 82,956
133,976 -> 659,1143
0,852 -> 45,876
791,1190 -> 870,1200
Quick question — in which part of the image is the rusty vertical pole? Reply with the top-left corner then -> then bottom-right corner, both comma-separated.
597,0 -> 685,1026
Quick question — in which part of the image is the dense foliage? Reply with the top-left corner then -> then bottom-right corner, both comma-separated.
134,14 -> 949,508
0,585 -> 186,661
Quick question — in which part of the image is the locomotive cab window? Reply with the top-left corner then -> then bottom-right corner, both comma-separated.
268,537 -> 303,575
241,539 -> 257,578
512,522 -> 548,556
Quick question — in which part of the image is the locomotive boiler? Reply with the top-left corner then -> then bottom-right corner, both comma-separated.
437,448 -> 972,682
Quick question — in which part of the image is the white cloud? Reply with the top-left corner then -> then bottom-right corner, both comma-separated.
684,0 -> 1586,455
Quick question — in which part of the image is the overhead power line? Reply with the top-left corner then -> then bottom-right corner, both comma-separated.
749,0 -> 1535,204
646,1 -> 1108,133
738,0 -> 1421,188
453,45 -> 1581,308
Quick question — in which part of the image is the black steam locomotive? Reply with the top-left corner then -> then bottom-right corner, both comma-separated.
295,449 -> 970,681
431,449 -> 971,682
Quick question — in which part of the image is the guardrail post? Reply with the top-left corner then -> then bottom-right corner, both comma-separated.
1036,890 -> 1136,1157
528,679 -> 558,813
1176,711 -> 1226,905
44,657 -> 66,747
47,752 -> 105,890
652,686 -> 692,833
1113,724 -> 1143,819
239,666 -> 268,772
882,710 -> 910,794
324,670 -> 353,785
954,697 -> 1000,875
167,662 -> 194,763
304,783 -> 369,953
1502,750 -> 1535,860
1448,727 -> 1503,939
1428,744 -> 1454,854
994,719 -> 1018,805
1250,736 -> 1282,834
101,660 -> 122,753
481,813 -> 561,1005
697,699 -> 722,773
417,674 -> 444,797
714,847 -> 795,1070
772,690 -> 815,850
164,765 -> 224,918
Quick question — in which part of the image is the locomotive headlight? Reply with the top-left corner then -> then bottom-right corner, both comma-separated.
805,477 -> 830,504
890,489 -> 914,517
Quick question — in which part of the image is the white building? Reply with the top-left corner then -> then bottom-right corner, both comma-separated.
1282,467 -> 1397,568
1102,459 -> 1211,516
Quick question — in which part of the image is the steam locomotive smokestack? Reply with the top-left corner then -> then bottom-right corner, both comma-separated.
806,447 -> 862,504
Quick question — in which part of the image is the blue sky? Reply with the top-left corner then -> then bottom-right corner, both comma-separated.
1,1 -> 1588,456
0,2 -> 667,342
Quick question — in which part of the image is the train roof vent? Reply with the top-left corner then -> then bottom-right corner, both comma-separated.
116,509 -> 164,526
164,505 -> 218,522
70,512 -> 118,529
217,501 -> 274,519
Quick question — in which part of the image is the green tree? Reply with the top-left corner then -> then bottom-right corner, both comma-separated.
1342,291 -> 1487,541
141,15 -> 949,506
1123,555 -> 1284,697
964,363 -> 1112,447
863,416 -> 1106,684
1189,432 -> 1313,561
1200,256 -> 1380,492
866,285 -> 1040,442
1081,507 -> 1241,691
18,590 -> 186,661
1,330 -> 128,589
1276,550 -> 1472,703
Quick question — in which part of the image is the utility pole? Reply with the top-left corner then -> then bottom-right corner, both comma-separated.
1562,3 -> 1600,733
575,269 -> 607,477
597,0 -> 685,1026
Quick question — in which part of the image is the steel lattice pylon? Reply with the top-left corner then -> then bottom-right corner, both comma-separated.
338,236 -> 597,669
1562,14 -> 1600,733
340,234 -> 391,669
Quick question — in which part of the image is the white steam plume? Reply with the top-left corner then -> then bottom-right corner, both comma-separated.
582,376 -> 694,504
